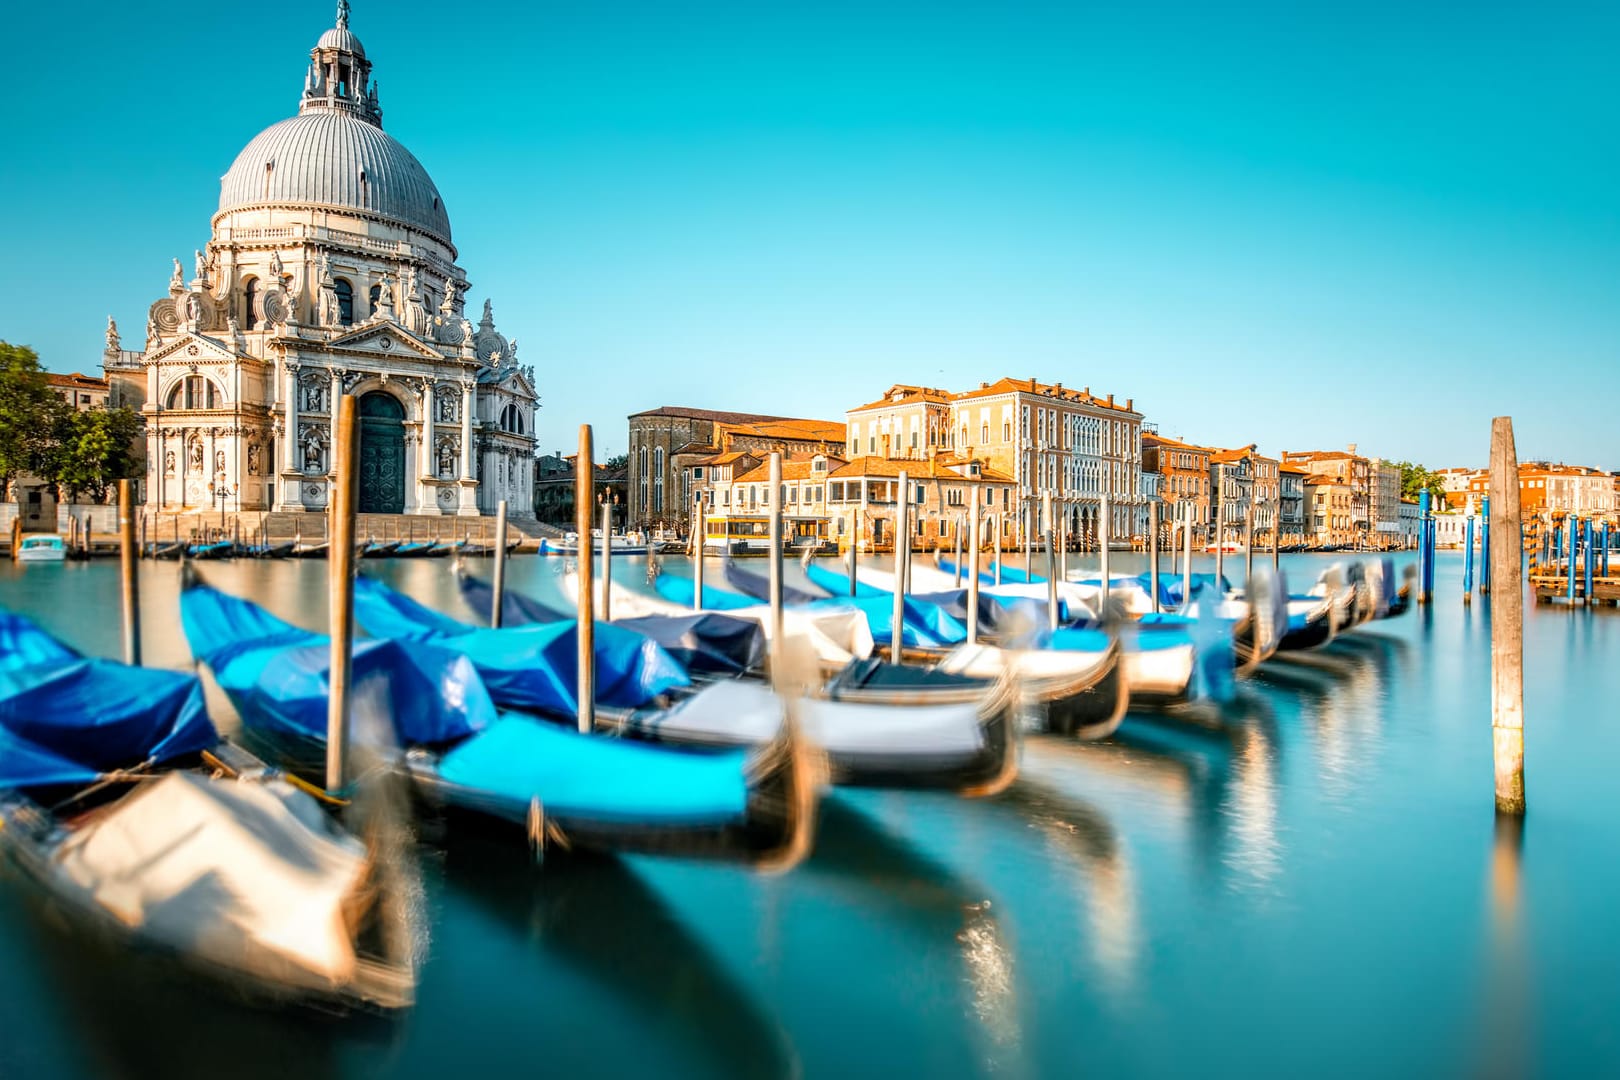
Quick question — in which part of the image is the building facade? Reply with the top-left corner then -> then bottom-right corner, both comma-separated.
1278,464 -> 1307,545
627,406 -> 843,532
107,4 -> 537,519
1368,458 -> 1403,541
1142,434 -> 1213,540
1282,448 -> 1371,542
1303,475 -> 1355,547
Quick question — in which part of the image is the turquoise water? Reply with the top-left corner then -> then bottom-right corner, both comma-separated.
2,551 -> 1617,1079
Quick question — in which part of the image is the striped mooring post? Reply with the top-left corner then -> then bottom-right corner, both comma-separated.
1583,516 -> 1594,605
1418,489 -> 1434,603
1463,514 -> 1475,604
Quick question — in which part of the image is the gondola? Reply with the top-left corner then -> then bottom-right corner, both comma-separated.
360,540 -> 401,559
457,571 -> 766,678
381,576 -> 1016,794
179,581 -> 816,869
186,540 -> 236,560
0,610 -> 417,1012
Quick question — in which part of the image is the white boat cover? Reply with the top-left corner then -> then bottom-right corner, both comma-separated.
563,572 -> 875,665
1119,641 -> 1196,698
937,641 -> 1112,696
629,678 -> 987,757
52,772 -> 367,987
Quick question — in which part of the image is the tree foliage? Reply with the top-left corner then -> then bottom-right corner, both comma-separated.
0,341 -> 144,501
54,406 -> 145,502
1392,460 -> 1448,505
604,453 -> 629,470
0,342 -> 67,490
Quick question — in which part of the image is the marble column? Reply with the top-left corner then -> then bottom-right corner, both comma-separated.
283,362 -> 300,473
459,382 -> 473,479
421,381 -> 435,478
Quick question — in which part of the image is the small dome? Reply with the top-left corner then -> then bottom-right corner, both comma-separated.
217,111 -> 451,242
316,25 -> 365,56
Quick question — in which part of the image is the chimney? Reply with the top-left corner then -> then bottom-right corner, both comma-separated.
1126,398 -> 1133,412
1347,443 -> 1357,455
1083,386 -> 1090,396
1107,393 -> 1114,407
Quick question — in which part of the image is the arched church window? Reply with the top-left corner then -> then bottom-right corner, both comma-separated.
334,279 -> 354,325
368,282 -> 381,318
166,376 -> 219,410
243,277 -> 259,330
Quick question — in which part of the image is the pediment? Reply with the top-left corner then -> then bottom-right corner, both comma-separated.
147,332 -> 244,366
486,365 -> 538,400
327,321 -> 445,361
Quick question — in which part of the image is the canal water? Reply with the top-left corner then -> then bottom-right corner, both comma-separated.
2,551 -> 1617,1079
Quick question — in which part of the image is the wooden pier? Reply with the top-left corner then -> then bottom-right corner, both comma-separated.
1530,573 -> 1620,607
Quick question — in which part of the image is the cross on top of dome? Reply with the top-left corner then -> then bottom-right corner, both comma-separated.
304,1 -> 380,126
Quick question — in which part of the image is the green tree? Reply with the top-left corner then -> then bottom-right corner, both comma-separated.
54,406 -> 145,502
604,453 -> 629,471
0,342 -> 68,495
1393,460 -> 1448,505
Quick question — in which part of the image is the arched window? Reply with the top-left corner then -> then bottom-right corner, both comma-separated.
166,376 -> 219,410
369,282 -> 381,318
499,403 -> 525,434
243,277 -> 259,330
334,279 -> 354,325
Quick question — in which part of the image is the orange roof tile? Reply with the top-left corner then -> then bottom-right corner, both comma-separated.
950,376 -> 1139,414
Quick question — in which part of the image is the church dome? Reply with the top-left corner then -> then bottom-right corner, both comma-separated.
217,111 -> 452,242
316,25 -> 365,56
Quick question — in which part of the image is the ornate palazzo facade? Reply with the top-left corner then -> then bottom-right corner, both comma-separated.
105,2 -> 537,516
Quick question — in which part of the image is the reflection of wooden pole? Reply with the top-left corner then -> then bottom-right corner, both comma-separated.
575,425 -> 596,734
118,480 -> 140,666
326,395 -> 359,796
491,499 -> 509,627
1490,417 -> 1525,815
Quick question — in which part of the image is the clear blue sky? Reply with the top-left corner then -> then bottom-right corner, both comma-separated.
2,1 -> 1615,468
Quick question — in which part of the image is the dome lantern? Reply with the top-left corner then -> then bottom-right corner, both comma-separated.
302,0 -> 380,127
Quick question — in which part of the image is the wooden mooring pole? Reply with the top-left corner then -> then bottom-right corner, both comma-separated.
1489,417 -> 1525,815
892,469 -> 909,662
598,496 -> 612,622
1099,492 -> 1111,624
575,425 -> 596,734
117,480 -> 140,666
967,485 -> 982,645
1148,500 -> 1160,614
1463,512 -> 1476,605
326,395 -> 359,796
1481,496 -> 1492,594
768,453 -> 784,656
1043,492 -> 1058,631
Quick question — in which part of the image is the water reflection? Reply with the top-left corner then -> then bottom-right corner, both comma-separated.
804,796 -> 1025,1077
438,831 -> 799,1079
1476,814 -> 1529,1080
993,764 -> 1139,996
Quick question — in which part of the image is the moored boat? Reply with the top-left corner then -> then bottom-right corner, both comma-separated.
15,535 -> 67,563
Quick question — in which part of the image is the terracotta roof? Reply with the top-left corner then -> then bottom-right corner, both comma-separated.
950,376 -> 1139,414
1278,463 -> 1311,475
726,418 -> 846,442
847,384 -> 956,413
732,456 -> 848,484
47,372 -> 109,390
829,456 -> 1015,483
1143,433 -> 1215,454
709,451 -> 755,466
629,405 -> 785,424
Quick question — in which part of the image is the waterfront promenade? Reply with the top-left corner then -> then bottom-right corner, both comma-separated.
2,550 -> 1618,1078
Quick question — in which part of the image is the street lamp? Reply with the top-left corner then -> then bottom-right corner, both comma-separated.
208,479 -> 237,530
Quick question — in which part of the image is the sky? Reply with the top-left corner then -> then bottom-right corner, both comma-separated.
1,0 -> 1615,468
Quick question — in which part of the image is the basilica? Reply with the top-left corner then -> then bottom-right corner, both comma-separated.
103,1 -> 538,516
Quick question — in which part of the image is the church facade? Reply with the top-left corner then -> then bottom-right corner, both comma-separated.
104,2 -> 537,517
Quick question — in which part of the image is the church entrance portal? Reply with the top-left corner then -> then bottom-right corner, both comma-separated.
358,392 -> 406,514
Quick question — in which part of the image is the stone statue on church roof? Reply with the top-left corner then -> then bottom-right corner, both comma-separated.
105,316 -> 120,353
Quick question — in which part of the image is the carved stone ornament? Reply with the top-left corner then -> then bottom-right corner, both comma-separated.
187,345 -> 201,357
377,335 -> 392,350
260,287 -> 289,326
149,297 -> 181,336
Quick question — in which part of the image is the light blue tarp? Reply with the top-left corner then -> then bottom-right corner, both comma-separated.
652,574 -> 759,610
0,610 -> 81,671
181,584 -> 495,746
825,594 -> 969,649
1134,573 -> 1233,609
0,610 -> 216,790
935,557 -> 1045,585
803,564 -> 887,598
438,716 -> 752,826
352,577 -> 689,713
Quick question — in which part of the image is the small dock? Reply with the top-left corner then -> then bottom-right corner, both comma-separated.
1530,573 -> 1620,607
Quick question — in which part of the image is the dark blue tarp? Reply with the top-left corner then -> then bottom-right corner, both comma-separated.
0,610 -> 216,791
456,574 -> 764,677
181,584 -> 495,746
352,577 -> 689,713
721,559 -> 828,605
